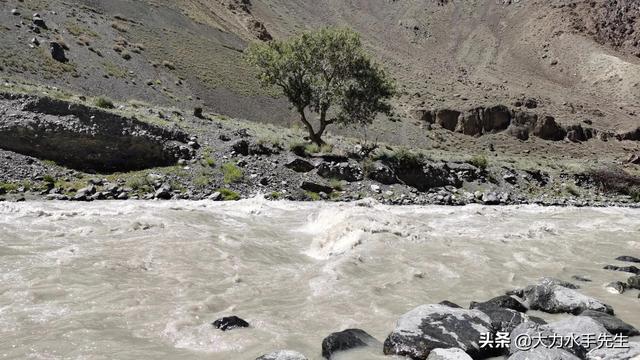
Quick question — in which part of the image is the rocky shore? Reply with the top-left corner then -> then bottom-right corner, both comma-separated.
223,256 -> 640,359
1,89 -> 640,207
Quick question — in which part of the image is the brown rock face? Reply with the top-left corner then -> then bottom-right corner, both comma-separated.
533,116 -> 567,141
436,110 -> 461,131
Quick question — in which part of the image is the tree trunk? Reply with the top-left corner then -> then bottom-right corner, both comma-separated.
298,108 -> 325,146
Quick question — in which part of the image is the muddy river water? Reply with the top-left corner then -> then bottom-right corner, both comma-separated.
0,199 -> 638,359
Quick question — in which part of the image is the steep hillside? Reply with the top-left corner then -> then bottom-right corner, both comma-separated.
1,0 -> 640,162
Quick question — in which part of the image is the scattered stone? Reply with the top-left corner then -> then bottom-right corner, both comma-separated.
522,282 -> 614,315
482,192 -> 500,205
367,161 -> 398,184
321,329 -> 380,359
426,348 -> 473,360
231,139 -> 250,156
32,14 -> 46,29
49,42 -> 67,62
154,184 -> 172,200
628,275 -> 640,290
212,316 -> 249,331
370,184 -> 381,193
616,255 -> 640,263
256,350 -> 308,360
208,192 -> 222,201
603,265 -> 640,275
470,295 -> 528,313
284,158 -> 315,173
605,281 -> 627,294
193,107 -> 203,118
11,9 -> 20,16
383,304 -> 495,359
317,161 -> 363,182
301,181 -> 333,194
571,275 -> 592,282
580,310 -> 639,336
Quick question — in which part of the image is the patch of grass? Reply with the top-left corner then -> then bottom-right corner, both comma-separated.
94,96 -> 115,109
222,163 -> 243,184
329,178 -> 345,191
103,61 -> 128,78
65,22 -> 99,37
0,182 -> 19,194
201,156 -> 216,168
111,21 -> 129,33
269,191 -> 283,200
218,188 -> 241,201
565,184 -> 580,197
469,154 -> 488,170
43,174 -> 56,184
375,147 -> 423,167
194,174 -> 211,188
305,191 -> 322,201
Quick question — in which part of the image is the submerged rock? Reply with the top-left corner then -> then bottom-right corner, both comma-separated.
470,295 -> 528,313
580,310 -> 640,336
605,281 -> 628,294
523,283 -> 613,315
603,265 -> 640,275
321,328 -> 380,359
628,275 -> 640,290
256,350 -> 308,360
383,304 -> 495,359
212,316 -> 249,331
615,255 -> 640,263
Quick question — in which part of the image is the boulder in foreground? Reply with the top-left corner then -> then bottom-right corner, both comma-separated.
212,316 -> 249,331
256,350 -> 308,360
321,328 -> 380,359
383,304 -> 495,359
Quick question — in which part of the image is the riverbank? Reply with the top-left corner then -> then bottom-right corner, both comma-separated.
1,85 -> 640,207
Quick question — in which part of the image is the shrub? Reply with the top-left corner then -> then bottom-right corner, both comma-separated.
94,96 -> 115,109
375,147 -> 423,167
222,163 -> 243,184
330,178 -> 345,191
469,154 -> 488,170
218,188 -> 241,201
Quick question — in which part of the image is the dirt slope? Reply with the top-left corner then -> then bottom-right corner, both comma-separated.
1,0 -> 640,162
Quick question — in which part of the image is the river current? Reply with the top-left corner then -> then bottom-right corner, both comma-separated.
0,199 -> 638,359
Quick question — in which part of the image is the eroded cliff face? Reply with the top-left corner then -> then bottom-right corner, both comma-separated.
0,93 -> 193,173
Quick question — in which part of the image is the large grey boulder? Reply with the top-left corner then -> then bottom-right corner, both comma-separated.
321,328 -> 380,359
628,275 -> 640,290
470,295 -> 528,313
383,304 -> 495,359
317,161 -> 363,182
523,283 -> 614,315
587,342 -> 640,360
580,310 -> 639,336
510,316 -> 610,358
426,348 -> 473,360
256,350 -> 308,360
474,305 -> 529,333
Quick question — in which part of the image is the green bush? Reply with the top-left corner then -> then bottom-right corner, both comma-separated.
469,154 -> 488,170
218,188 -> 241,201
94,96 -> 115,109
375,147 -> 423,167
305,191 -> 321,201
222,163 -> 244,184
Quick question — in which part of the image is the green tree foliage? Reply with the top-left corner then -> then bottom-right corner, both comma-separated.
245,27 -> 395,145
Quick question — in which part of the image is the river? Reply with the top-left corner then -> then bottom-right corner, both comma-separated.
0,199 -> 638,359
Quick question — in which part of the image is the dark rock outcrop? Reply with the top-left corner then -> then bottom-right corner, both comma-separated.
301,181 -> 333,194
285,158 -> 315,173
628,275 -> 640,290
383,304 -> 495,359
321,329 -> 380,359
0,95 -> 192,173
212,316 -> 249,331
49,42 -> 67,62
317,161 -> 363,182
366,161 -> 398,184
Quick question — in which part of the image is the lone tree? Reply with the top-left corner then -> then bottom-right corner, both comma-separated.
245,27 -> 395,145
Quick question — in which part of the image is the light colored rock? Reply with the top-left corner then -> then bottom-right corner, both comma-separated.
427,348 -> 473,360
255,350 -> 308,360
